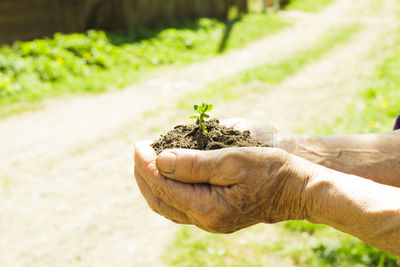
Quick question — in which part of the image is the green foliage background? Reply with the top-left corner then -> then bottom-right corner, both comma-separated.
0,14 -> 289,117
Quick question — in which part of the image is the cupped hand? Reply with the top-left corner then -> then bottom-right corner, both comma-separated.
134,141 -> 314,234
220,118 -> 278,147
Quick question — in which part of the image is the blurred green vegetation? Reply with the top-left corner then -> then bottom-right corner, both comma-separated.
246,0 -> 336,13
164,224 -> 292,267
176,23 -> 362,109
0,14 -> 290,117
165,217 -> 398,267
286,0 -> 336,12
280,221 -> 398,266
165,222 -> 398,267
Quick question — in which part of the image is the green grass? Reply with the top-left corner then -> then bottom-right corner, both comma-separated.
281,221 -> 398,267
164,222 -> 398,267
176,23 -> 362,110
0,14 -> 291,117
286,0 -> 336,13
164,224 -> 295,267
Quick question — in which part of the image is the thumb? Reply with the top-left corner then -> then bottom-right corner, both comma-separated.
155,149 -> 238,186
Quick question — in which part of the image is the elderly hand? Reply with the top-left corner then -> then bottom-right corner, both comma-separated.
134,141 -> 316,233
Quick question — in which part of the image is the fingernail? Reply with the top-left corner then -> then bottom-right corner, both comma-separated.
156,151 -> 176,174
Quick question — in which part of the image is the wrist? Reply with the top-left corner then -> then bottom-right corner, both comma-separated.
303,165 -> 360,225
275,153 -> 324,221
303,167 -> 334,224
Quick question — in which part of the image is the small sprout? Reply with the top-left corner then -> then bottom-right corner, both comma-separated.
189,103 -> 213,136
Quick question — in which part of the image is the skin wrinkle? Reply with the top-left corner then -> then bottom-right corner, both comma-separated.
186,212 -> 216,233
135,168 -> 191,224
299,173 -> 312,219
222,149 -> 296,224
266,152 -> 301,222
208,147 -> 305,230
198,194 -> 240,234
384,215 -> 400,254
213,187 -> 232,221
363,209 -> 400,255
228,184 -> 259,218
296,145 -> 381,166
307,170 -> 400,256
189,151 -> 200,183
213,186 -> 241,230
217,209 -> 257,234
303,178 -> 314,220
306,177 -> 333,224
269,176 -> 289,223
203,186 -> 219,215
294,141 -> 400,186
152,177 -> 174,208
157,173 -> 200,215
279,132 -> 400,188
188,184 -> 211,215
134,169 -> 159,213
296,159 -> 320,220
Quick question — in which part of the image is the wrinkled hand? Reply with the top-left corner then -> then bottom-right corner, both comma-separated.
220,118 -> 278,147
134,141 -> 313,234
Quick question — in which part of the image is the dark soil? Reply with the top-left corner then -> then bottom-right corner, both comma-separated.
152,119 -> 269,155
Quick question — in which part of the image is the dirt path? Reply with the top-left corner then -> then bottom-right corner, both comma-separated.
215,0 -> 400,133
0,0 -> 398,266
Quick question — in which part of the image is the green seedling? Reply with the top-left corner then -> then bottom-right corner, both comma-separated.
189,103 -> 213,136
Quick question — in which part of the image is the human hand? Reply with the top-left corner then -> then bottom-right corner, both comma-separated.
134,141 -> 315,234
220,118 -> 278,147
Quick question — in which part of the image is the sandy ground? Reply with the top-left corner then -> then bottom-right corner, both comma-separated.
0,0 -> 399,266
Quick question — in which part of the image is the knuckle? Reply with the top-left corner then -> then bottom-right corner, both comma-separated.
218,149 -> 242,172
268,148 -> 290,163
213,149 -> 247,183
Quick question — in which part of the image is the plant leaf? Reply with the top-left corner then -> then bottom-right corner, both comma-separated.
206,104 -> 213,112
194,105 -> 198,111
189,115 -> 198,119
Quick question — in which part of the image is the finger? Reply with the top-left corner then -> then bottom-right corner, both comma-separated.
134,168 -> 191,224
134,142 -> 215,213
135,141 -> 156,169
156,148 -> 243,186
134,141 -> 158,175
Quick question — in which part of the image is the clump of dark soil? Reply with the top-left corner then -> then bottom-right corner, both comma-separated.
152,119 -> 269,155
